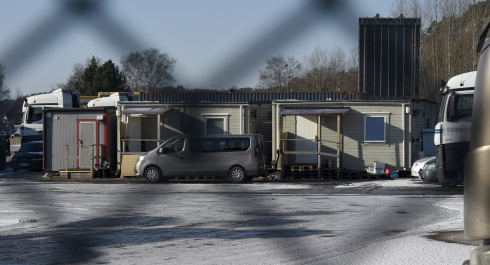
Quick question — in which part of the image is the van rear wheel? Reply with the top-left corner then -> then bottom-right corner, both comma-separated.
230,166 -> 246,183
145,166 -> 163,183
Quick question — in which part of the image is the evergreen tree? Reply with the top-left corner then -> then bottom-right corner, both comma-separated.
79,56 -> 99,96
78,57 -> 128,96
115,65 -> 129,92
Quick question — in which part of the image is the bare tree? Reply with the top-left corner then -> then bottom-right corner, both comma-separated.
440,0 -> 459,79
330,46 -> 348,92
302,46 -> 329,92
407,0 -> 424,18
120,48 -> 177,92
257,54 -> 301,92
343,47 -> 359,93
283,56 -> 302,92
390,0 -> 407,17
0,63 -> 9,101
301,45 -> 353,93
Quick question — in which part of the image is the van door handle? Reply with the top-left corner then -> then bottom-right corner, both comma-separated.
179,157 -> 185,160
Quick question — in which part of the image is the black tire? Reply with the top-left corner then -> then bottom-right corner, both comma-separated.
229,166 -> 246,183
145,166 -> 163,183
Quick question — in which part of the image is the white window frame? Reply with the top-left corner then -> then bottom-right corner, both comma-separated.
364,116 -> 386,142
203,114 -> 229,135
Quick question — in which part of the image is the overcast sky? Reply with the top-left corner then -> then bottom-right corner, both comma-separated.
0,0 -> 394,95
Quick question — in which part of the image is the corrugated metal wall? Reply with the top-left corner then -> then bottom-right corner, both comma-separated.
359,16 -> 421,99
140,92 -> 367,102
45,110 -> 106,171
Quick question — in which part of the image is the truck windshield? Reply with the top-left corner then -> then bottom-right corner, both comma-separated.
26,107 -> 43,123
447,94 -> 473,122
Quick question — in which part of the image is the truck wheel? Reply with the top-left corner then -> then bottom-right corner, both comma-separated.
229,166 -> 246,183
145,166 -> 163,183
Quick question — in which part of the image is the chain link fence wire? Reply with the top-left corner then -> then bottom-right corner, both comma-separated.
0,0 -> 358,89
0,1 -> 413,264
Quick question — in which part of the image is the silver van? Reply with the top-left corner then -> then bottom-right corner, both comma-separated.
134,134 -> 268,183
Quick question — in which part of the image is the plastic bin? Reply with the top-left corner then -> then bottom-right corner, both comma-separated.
374,160 -> 385,174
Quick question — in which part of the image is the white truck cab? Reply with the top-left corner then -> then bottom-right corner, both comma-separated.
20,89 -> 80,145
86,92 -> 135,108
435,71 -> 475,186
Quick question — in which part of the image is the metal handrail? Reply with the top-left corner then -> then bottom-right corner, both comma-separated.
280,138 -> 339,143
64,144 -> 105,178
280,139 -> 339,157
120,138 -> 161,154
280,138 -> 340,179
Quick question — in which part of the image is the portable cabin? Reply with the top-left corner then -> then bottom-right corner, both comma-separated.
271,99 -> 437,176
116,101 -> 255,177
43,108 -> 117,178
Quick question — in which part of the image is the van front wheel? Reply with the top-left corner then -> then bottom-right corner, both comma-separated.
230,166 -> 246,183
145,166 -> 163,183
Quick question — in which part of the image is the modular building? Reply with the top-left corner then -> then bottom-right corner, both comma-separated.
43,108 -> 117,178
114,93 -> 436,178
271,99 -> 437,174
116,101 -> 262,177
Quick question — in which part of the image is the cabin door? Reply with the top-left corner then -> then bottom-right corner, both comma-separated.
295,115 -> 317,164
78,121 -> 97,168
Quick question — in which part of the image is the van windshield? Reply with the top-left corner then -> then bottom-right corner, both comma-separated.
161,138 -> 185,153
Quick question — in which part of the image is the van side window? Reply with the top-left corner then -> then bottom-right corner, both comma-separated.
189,138 -> 217,153
218,138 -> 250,152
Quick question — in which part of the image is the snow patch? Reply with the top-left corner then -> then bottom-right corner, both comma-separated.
327,235 -> 472,265
335,178 -> 437,188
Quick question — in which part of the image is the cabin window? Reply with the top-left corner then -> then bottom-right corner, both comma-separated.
204,117 -> 226,134
364,116 -> 386,142
202,113 -> 230,134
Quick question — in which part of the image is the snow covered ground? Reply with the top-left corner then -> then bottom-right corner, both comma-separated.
0,177 -> 472,264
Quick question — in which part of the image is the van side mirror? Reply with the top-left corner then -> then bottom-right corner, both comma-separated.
158,148 -> 163,154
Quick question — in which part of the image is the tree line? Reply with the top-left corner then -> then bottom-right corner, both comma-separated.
0,65 -> 23,126
257,0 -> 490,102
58,48 -> 177,95
256,46 -> 358,94
409,0 -> 490,102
